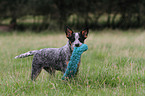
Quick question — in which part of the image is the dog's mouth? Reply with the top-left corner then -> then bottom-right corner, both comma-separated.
69,43 -> 83,51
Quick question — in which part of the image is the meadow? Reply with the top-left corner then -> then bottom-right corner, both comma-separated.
0,30 -> 144,96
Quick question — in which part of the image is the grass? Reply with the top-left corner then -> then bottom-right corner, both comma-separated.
0,30 -> 145,96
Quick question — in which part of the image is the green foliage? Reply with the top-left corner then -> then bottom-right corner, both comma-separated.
0,0 -> 145,30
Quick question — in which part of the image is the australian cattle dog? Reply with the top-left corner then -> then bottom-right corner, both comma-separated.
15,26 -> 89,80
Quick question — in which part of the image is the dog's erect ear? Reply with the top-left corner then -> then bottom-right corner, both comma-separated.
80,27 -> 89,39
65,26 -> 73,38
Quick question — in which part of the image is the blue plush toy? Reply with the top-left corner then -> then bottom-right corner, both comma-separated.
62,44 -> 88,80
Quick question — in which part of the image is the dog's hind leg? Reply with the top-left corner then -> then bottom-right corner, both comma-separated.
31,53 -> 44,81
31,65 -> 42,81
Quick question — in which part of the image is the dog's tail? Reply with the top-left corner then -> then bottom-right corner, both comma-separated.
15,50 -> 38,59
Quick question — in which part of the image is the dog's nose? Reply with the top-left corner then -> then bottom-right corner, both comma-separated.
75,44 -> 80,47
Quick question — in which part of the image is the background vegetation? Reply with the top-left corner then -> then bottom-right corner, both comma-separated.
1,0 -> 145,31
0,30 -> 144,95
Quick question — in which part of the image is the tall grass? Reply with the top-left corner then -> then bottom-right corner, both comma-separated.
0,30 -> 144,95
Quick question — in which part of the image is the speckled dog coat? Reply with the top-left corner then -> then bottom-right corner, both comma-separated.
15,42 -> 72,80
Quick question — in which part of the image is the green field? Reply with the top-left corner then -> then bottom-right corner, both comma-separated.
0,30 -> 145,96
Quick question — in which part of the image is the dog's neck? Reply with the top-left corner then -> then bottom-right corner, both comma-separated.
59,41 -> 72,61
65,41 -> 73,53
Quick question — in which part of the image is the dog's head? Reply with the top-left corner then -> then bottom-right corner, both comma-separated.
65,26 -> 89,50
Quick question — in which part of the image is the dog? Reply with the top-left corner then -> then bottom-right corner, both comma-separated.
15,26 -> 89,80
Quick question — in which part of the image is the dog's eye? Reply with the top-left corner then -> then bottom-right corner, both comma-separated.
70,37 -> 75,43
79,38 -> 84,43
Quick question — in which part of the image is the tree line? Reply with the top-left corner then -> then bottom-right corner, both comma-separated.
0,0 -> 145,30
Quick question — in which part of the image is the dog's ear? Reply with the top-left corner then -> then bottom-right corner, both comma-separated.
80,27 -> 89,39
65,26 -> 73,38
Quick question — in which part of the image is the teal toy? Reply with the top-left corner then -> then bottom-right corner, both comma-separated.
62,44 -> 88,80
